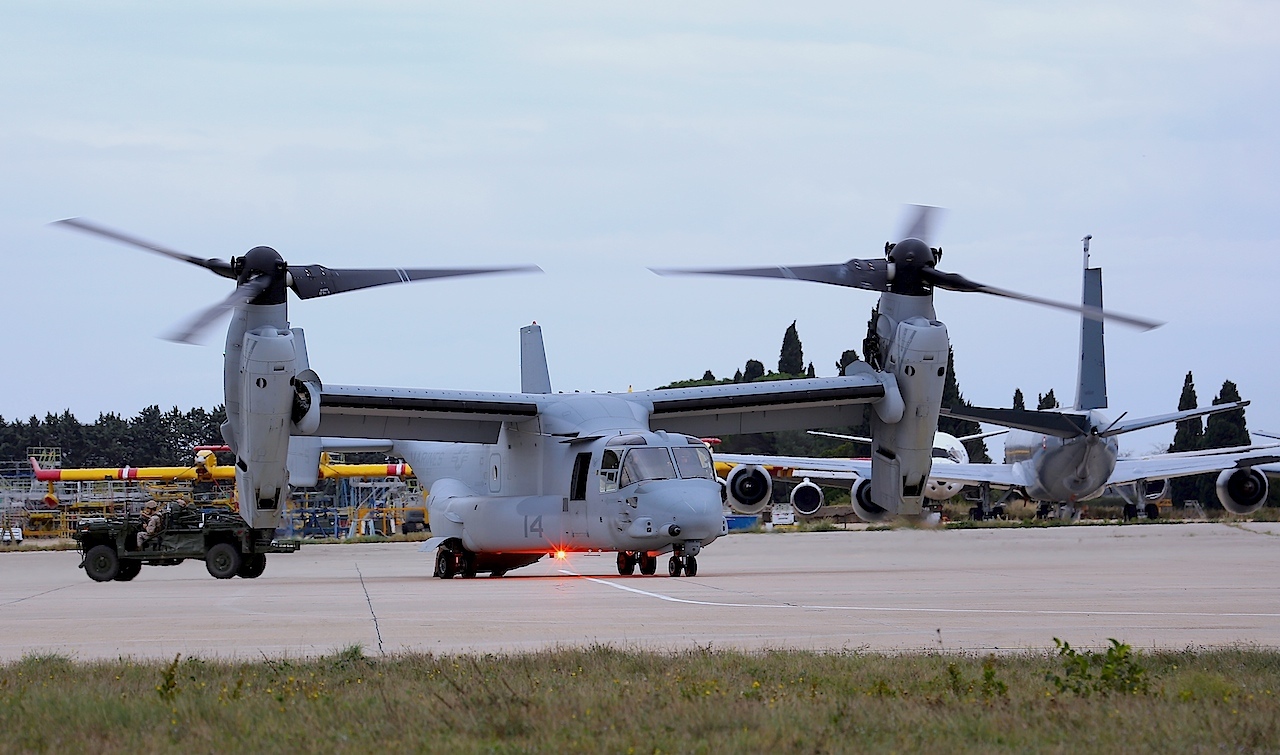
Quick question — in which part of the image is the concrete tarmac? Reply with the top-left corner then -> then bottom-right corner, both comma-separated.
2,522 -> 1278,661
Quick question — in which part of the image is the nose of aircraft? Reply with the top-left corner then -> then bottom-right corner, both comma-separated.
636,479 -> 724,540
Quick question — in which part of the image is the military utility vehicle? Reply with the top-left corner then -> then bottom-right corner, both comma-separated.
74,505 -> 299,582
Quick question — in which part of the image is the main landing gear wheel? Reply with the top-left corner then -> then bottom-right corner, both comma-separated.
638,553 -> 657,576
1145,503 -> 1160,520
459,551 -> 478,579
684,555 -> 698,577
617,552 -> 637,576
668,555 -> 683,577
1122,503 -> 1138,521
114,560 -> 142,582
435,548 -> 457,579
237,553 -> 267,579
205,543 -> 242,579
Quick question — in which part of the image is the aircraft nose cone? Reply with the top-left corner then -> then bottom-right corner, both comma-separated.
640,481 -> 723,539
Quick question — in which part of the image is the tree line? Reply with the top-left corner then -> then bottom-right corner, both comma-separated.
0,406 -> 226,469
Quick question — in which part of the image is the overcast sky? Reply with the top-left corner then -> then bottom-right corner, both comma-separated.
2,1 -> 1277,457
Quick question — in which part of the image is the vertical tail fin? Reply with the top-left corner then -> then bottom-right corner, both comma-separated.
1075,235 -> 1108,410
520,323 -> 553,394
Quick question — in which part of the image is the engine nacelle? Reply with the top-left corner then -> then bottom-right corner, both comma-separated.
851,477 -> 892,523
1216,468 -> 1269,515
789,479 -> 825,517
725,464 -> 771,515
1140,478 -> 1169,501
290,368 -> 323,435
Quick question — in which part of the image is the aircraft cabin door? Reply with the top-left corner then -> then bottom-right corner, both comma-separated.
565,451 -> 591,539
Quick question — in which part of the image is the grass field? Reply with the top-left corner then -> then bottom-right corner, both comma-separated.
2,644 -> 1278,753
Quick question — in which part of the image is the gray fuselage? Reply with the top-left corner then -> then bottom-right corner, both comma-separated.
394,393 -> 725,558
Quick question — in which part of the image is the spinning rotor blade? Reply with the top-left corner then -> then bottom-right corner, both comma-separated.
287,264 -> 543,299
53,218 -> 235,279
650,260 -> 889,292
921,268 -> 1163,331
163,275 -> 273,345
898,204 -> 942,246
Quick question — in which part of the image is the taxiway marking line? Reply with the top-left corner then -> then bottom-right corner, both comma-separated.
559,570 -> 1280,619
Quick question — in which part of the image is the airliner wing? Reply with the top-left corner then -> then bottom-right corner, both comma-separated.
1107,449 -> 1280,485
713,454 -> 1030,489
317,384 -> 540,443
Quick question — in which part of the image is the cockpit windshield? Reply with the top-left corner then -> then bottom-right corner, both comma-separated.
672,446 -> 715,480
618,447 -> 677,488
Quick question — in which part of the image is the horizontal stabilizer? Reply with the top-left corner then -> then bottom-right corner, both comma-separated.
1099,401 -> 1249,438
940,406 -> 1091,439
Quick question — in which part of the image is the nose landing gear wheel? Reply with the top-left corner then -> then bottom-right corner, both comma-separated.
668,555 -> 684,577
617,551 -> 637,575
683,555 -> 698,577
638,553 -> 657,575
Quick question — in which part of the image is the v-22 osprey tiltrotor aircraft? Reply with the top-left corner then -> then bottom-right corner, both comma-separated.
57,219 -> 905,578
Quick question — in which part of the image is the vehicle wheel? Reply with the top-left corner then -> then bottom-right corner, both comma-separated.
237,553 -> 267,579
205,543 -> 242,580
639,553 -> 657,576
1145,503 -> 1160,520
459,552 -> 478,579
114,560 -> 142,582
667,555 -> 683,578
991,506 -> 1006,519
435,548 -> 456,579
85,544 -> 120,582
684,555 -> 698,577
617,551 -> 636,576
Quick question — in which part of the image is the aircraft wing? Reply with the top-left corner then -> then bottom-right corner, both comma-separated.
1106,449 -> 1280,486
714,453 -> 1028,489
632,368 -> 886,437
316,384 -> 540,443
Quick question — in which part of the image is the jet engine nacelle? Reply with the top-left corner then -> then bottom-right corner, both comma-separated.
789,479 -> 825,517
725,464 -> 771,515
290,368 -> 323,435
851,477 -> 892,523
1216,468 -> 1269,516
1140,478 -> 1169,501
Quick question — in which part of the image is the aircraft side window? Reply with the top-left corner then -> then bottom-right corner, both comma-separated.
672,446 -> 715,480
599,450 -> 620,493
618,447 -> 677,488
570,452 -> 591,501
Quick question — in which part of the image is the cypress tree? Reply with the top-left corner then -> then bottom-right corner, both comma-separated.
1037,389 -> 1060,410
778,321 -> 804,376
1198,380 -> 1251,506
1012,388 -> 1026,410
743,359 -> 765,382
1167,371 -> 1203,506
836,349 -> 860,376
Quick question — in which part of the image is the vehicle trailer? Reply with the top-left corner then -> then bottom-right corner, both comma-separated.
74,506 -> 300,582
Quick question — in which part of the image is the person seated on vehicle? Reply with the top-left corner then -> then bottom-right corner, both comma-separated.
136,505 -> 163,549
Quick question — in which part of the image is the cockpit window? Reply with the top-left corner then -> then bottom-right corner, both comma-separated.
618,447 -> 677,488
672,446 -> 715,480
